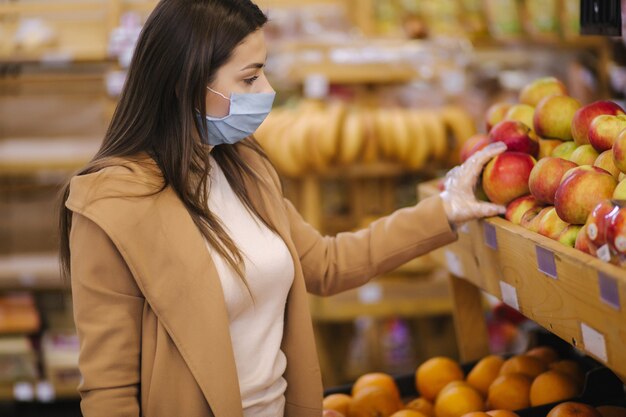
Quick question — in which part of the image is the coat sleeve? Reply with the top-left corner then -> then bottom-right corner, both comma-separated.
284,194 -> 458,296
69,213 -> 143,417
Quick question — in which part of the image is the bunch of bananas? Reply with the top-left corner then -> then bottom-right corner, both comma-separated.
254,100 -> 476,177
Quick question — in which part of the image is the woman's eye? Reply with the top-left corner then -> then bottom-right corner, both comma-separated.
243,75 -> 259,85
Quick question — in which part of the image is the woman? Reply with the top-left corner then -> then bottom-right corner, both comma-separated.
58,0 -> 505,416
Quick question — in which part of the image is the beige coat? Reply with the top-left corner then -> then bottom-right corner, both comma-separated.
66,146 -> 457,417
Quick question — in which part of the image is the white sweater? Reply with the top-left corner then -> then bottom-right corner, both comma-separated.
203,156 -> 294,417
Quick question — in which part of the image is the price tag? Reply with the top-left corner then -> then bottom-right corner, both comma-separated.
445,250 -> 465,277
598,272 -> 621,310
13,382 -> 34,401
535,246 -> 557,279
358,282 -> 382,304
304,73 -> 329,99
36,381 -> 55,402
484,223 -> 498,250
581,322 -> 608,363
597,244 -> 611,263
499,281 -> 520,311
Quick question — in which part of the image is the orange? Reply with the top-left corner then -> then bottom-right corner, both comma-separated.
323,410 -> 346,417
597,406 -> 626,417
486,410 -> 520,417
462,413 -> 492,417
353,372 -> 401,402
406,397 -> 435,417
487,373 -> 532,410
530,370 -> 579,406
499,355 -> 547,379
391,411 -> 430,417
350,385 -> 402,417
547,402 -> 602,417
416,357 -> 464,401
549,360 -> 585,388
323,393 -> 352,415
525,346 -> 559,364
435,383 -> 485,417
467,355 -> 505,396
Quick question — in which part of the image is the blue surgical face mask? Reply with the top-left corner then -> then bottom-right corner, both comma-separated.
201,86 -> 275,146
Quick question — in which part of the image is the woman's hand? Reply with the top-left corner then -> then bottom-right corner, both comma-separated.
440,142 -> 507,224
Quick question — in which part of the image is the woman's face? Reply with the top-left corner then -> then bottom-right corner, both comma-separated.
205,29 -> 274,118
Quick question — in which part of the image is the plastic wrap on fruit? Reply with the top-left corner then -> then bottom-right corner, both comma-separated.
440,142 -> 507,224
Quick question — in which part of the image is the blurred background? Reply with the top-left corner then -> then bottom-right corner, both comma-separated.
0,0 -> 624,415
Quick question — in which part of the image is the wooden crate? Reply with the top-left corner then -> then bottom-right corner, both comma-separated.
418,179 -> 626,381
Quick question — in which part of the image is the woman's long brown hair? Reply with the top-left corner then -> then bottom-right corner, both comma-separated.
58,0 -> 277,286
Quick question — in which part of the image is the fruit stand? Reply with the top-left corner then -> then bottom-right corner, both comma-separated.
418,179 -> 626,382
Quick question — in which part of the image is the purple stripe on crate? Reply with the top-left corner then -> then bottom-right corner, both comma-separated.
536,246 -> 557,279
598,272 -> 620,310
484,222 -> 498,250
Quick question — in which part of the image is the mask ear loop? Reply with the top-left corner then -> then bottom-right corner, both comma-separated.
207,86 -> 231,101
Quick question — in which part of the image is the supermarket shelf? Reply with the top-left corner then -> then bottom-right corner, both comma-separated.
0,381 -> 79,402
0,253 -> 64,291
473,36 -> 609,51
418,179 -> 626,381
0,138 -> 99,176
309,269 -> 454,322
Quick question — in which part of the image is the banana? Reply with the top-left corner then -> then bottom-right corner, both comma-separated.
305,109 -> 330,173
440,105 -> 477,166
318,102 -> 346,162
360,107 -> 380,164
339,107 -> 365,165
404,110 -> 429,170
419,110 -> 447,161
388,108 -> 412,162
374,108 -> 396,160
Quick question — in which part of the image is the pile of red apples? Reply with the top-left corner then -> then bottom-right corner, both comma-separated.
460,77 -> 626,265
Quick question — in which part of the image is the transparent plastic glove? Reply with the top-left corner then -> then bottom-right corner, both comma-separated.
440,142 -> 508,224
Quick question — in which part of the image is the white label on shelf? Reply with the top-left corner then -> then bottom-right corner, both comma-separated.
13,382 -> 34,401
597,244 -> 611,263
581,322 -> 608,363
304,73 -> 329,99
445,250 -> 465,277
458,223 -> 470,234
36,381 -> 55,402
358,282 -> 382,304
40,51 -> 74,65
499,281 -> 520,311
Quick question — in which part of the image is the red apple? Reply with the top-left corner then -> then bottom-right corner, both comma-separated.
576,225 -> 595,255
505,104 -> 535,129
539,138 -> 563,159
551,142 -> 578,159
533,95 -> 581,140
547,403 -> 602,417
489,120 -> 539,156
572,100 -> 625,145
529,157 -> 578,204
482,152 -> 536,205
585,200 -> 618,249
519,77 -> 568,107
558,224 -> 582,247
612,129 -> 626,174
588,114 -> 626,152
522,206 -> 552,233
461,134 -> 491,162
554,167 -> 617,224
486,102 -> 513,131
570,144 -> 600,166
606,205 -> 626,255
538,207 -> 570,239
506,195 -> 543,225
594,150 -> 620,179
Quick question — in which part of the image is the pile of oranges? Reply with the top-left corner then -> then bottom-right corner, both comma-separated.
323,346 -> 591,417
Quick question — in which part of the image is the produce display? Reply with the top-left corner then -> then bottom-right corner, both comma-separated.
458,77 -> 626,267
321,345 -> 606,417
254,100 -> 476,176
